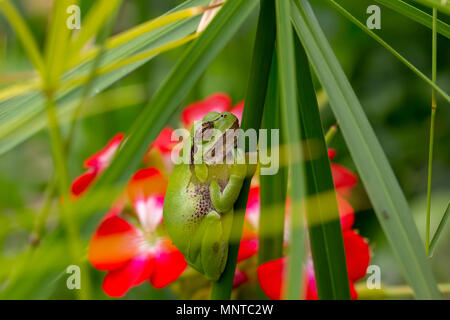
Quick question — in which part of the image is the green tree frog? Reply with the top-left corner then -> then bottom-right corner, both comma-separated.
163,111 -> 251,281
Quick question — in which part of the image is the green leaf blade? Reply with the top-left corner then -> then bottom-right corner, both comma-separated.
291,0 -> 441,299
275,0 -> 307,300
258,55 -> 287,265
295,38 -> 350,300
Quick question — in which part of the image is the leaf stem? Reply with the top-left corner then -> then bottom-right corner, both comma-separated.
426,7 -> 437,256
325,123 -> 338,145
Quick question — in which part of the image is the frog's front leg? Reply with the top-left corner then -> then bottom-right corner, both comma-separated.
210,164 -> 246,213
198,211 -> 228,281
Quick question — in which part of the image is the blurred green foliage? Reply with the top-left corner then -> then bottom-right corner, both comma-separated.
0,0 -> 448,299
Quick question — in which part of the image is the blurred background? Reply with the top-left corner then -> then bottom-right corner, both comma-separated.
0,0 -> 448,299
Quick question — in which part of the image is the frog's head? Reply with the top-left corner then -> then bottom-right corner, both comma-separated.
190,111 -> 239,165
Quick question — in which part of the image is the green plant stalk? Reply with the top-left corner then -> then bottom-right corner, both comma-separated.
325,123 -> 338,145
275,0 -> 306,300
295,39 -> 350,300
42,0 -> 90,300
31,1 -> 123,248
0,0 -> 46,75
291,0 -> 441,299
325,0 -> 449,103
374,0 -> 450,39
44,95 -> 89,300
426,7 -> 437,256
32,174 -> 57,243
211,0 -> 276,299
429,202 -> 450,256
258,54 -> 287,265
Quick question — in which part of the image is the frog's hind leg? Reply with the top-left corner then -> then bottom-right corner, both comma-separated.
200,211 -> 228,281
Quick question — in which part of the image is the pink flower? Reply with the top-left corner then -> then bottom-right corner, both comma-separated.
88,168 -> 187,297
71,133 -> 124,198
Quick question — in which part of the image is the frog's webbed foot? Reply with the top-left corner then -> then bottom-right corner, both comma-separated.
200,211 -> 228,281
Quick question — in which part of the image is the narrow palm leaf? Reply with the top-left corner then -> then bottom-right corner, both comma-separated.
275,0 -> 306,300
291,0 -> 441,299
295,39 -> 350,299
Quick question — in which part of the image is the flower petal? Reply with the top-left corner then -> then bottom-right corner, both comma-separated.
233,268 -> 248,288
127,168 -> 168,203
331,163 -> 358,192
150,127 -> 176,155
257,257 -> 285,300
337,194 -> 355,230
70,169 -> 97,197
230,101 -> 244,124
237,236 -> 259,262
343,229 -> 370,282
245,186 -> 260,229
149,239 -> 187,289
328,148 -> 337,160
84,133 -> 125,169
181,93 -> 232,126
133,196 -> 164,233
305,260 -> 358,300
88,216 -> 142,271
102,253 -> 155,298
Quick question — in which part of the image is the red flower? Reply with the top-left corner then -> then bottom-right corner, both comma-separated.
71,133 -> 125,197
328,148 -> 358,196
250,149 -> 368,299
181,93 -> 244,127
181,93 -> 232,127
88,168 -> 187,297
257,229 -> 369,300
150,127 -> 177,155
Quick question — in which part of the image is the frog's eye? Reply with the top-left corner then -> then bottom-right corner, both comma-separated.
195,121 -> 214,142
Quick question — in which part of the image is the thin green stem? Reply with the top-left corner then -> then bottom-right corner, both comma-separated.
426,7 -> 437,256
325,123 -> 338,145
429,201 -> 450,256
30,174 -> 57,245
44,93 -> 90,300
31,2 -> 121,249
